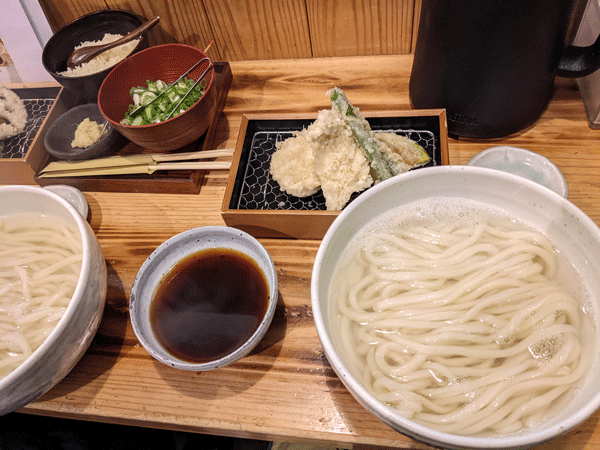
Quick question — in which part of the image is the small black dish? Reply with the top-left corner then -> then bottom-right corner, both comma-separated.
44,103 -> 126,160
42,9 -> 149,105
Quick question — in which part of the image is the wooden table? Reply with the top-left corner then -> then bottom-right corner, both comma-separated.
14,55 -> 600,449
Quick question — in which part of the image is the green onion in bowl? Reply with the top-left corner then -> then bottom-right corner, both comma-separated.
120,77 -> 207,126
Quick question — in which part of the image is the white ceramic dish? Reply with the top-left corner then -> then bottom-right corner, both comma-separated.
467,146 -> 568,198
42,184 -> 89,218
130,226 -> 278,371
0,185 -> 107,415
311,166 -> 600,450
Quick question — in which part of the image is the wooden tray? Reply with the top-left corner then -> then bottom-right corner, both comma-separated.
0,84 -> 63,185
221,109 -> 449,239
34,62 -> 233,194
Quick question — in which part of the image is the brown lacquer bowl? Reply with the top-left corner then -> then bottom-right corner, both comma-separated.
98,43 -> 216,151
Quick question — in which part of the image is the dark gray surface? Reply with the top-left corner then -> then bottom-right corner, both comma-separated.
43,103 -> 126,160
0,413 -> 273,450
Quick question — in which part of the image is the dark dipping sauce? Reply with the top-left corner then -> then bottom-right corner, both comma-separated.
150,247 -> 270,364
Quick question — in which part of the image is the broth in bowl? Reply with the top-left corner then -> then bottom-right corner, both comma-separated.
149,247 -> 270,364
311,166 -> 600,449
0,213 -> 83,379
328,198 -> 595,437
130,226 -> 278,372
0,185 -> 107,416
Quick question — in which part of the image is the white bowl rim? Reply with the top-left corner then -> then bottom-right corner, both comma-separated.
130,225 -> 278,371
0,185 -> 93,389
311,165 -> 600,449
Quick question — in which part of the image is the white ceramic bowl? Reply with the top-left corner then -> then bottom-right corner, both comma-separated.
311,166 -> 600,450
130,226 -> 278,371
467,146 -> 569,198
0,185 -> 107,415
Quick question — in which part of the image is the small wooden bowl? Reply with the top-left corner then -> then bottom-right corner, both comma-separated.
98,44 -> 216,151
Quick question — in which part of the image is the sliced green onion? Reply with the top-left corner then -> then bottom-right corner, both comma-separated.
131,115 -> 144,126
120,76 -> 208,126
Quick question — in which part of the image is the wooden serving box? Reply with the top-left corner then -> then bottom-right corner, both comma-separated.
32,62 -> 233,194
221,109 -> 449,239
1,83 -> 64,185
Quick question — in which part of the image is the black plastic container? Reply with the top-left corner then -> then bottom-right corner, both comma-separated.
409,0 -> 600,138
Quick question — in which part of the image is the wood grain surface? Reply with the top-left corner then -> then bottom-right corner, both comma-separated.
306,0 -> 415,57
7,55 -> 600,450
37,0 -> 420,61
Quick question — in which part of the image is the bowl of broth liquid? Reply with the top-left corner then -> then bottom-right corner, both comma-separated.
130,226 -> 278,371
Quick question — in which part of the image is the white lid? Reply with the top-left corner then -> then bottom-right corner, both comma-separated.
466,146 -> 568,198
43,185 -> 89,218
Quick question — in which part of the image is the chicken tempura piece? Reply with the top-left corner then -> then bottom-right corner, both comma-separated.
306,109 -> 373,211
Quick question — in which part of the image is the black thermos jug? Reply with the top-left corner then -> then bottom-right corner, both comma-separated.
409,0 -> 600,138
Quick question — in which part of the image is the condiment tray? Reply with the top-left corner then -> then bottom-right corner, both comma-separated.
34,62 -> 232,194
221,109 -> 449,239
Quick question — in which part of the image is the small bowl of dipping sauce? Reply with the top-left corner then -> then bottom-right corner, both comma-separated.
130,226 -> 278,371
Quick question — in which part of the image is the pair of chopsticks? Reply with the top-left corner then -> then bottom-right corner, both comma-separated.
39,148 -> 233,178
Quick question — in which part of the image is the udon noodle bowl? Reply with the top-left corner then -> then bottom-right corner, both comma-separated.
328,198 -> 596,437
0,212 -> 82,379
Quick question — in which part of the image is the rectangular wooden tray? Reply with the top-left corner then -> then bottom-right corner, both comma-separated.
221,109 -> 449,239
34,62 -> 233,194
1,84 -> 63,185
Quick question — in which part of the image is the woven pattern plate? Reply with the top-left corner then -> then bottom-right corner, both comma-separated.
222,110 -> 449,239
236,128 -> 437,211
1,87 -> 60,159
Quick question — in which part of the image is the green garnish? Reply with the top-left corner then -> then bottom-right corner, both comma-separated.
120,77 -> 207,126
329,86 -> 401,181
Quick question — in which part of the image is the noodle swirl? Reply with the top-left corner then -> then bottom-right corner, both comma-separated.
0,214 -> 82,379
333,219 -> 593,436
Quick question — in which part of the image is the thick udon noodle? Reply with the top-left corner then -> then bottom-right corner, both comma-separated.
0,213 -> 82,379
331,208 -> 594,436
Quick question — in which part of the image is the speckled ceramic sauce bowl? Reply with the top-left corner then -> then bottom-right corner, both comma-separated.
0,185 -> 107,415
312,165 -> 600,450
130,226 -> 278,371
